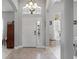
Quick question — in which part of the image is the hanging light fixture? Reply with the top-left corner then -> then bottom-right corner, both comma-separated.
23,0 -> 41,14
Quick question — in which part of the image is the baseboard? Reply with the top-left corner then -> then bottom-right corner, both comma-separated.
36,46 -> 46,48
15,45 -> 23,49
15,45 -> 46,49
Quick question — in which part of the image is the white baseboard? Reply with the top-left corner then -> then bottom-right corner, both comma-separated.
36,46 -> 46,48
15,45 -> 23,49
15,45 -> 46,49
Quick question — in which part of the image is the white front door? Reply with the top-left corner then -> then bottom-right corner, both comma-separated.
22,15 -> 42,47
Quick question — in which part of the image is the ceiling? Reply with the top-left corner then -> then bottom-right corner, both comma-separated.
2,0 -> 13,12
2,0 -> 77,12
46,0 -> 77,10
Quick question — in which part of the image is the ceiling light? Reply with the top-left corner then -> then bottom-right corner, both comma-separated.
23,0 -> 41,14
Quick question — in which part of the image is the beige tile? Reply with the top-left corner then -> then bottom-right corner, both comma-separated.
3,41 -> 61,59
6,48 -> 57,59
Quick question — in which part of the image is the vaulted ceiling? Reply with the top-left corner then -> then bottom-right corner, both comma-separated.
2,0 -> 77,12
2,0 -> 18,12
2,0 -> 13,11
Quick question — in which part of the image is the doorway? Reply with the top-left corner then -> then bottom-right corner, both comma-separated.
22,15 -> 43,48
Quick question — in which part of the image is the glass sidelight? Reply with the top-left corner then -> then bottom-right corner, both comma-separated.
37,21 -> 40,36
36,21 -> 41,47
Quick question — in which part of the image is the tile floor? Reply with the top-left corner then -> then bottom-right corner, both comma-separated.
2,47 -> 14,59
2,40 -> 76,59
2,41 -> 60,59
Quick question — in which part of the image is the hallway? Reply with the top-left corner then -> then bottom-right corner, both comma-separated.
2,0 -> 77,59
3,41 -> 60,59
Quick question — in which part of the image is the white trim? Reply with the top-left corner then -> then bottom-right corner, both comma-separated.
8,0 -> 17,11
15,45 -> 46,49
36,46 -> 46,48
14,45 -> 23,49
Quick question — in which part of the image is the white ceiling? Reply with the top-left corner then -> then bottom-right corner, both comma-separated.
2,0 -> 77,12
2,0 -> 14,11
46,0 -> 77,10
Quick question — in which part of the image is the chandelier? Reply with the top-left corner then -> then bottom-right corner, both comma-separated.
23,0 -> 41,14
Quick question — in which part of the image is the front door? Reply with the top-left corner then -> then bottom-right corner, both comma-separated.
22,15 -> 42,47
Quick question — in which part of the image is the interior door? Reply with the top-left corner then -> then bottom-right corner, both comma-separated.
22,15 -> 41,47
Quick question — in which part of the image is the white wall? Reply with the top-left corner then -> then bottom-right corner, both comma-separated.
12,0 -> 18,10
19,0 -> 46,47
74,2 -> 77,20
73,2 -> 77,46
14,0 -> 46,47
2,0 -> 13,11
46,1 -> 63,44
3,8 -> 23,47
2,0 -> 76,48
2,12 -> 14,39
14,0 -> 22,47
47,1 -> 76,41
61,0 -> 73,59
2,0 -> 18,47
